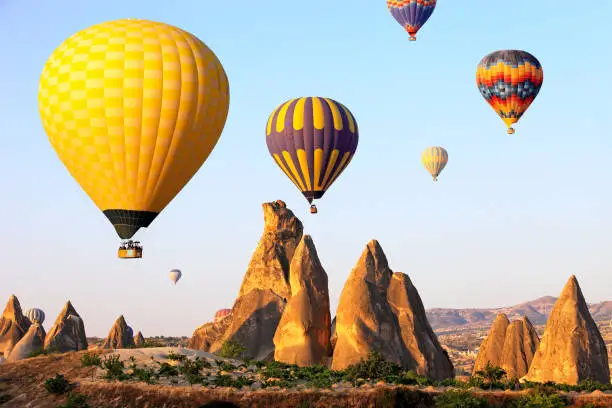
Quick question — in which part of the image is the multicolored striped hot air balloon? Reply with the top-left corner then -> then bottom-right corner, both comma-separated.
476,50 -> 543,134
214,308 -> 231,323
266,97 -> 359,214
387,0 -> 437,41
25,308 -> 45,325
421,146 -> 448,182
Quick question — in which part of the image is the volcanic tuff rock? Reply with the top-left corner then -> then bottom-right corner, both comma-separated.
472,313 -> 510,374
523,275 -> 610,385
102,315 -> 135,349
209,289 -> 285,360
7,324 -> 46,362
387,272 -> 454,380
274,235 -> 332,366
238,200 -> 303,301
134,331 -> 145,347
498,316 -> 540,379
188,318 -> 231,351
0,295 -> 30,357
332,240 -> 405,370
190,200 -> 304,359
44,301 -> 88,352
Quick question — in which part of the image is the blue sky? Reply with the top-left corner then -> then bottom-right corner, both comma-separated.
0,0 -> 610,337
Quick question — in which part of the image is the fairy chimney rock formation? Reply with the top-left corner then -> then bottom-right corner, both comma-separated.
499,316 -> 540,379
238,200 -> 303,300
44,301 -> 88,352
190,200 -> 304,360
134,331 -> 145,347
0,295 -> 31,357
7,324 -> 46,362
523,275 -> 610,385
473,313 -> 510,374
387,272 -> 454,380
332,240 -> 405,370
274,235 -> 332,366
102,315 -> 135,349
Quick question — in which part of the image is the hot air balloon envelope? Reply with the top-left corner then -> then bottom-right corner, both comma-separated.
25,308 -> 45,325
476,50 -> 543,134
38,19 -> 230,240
169,269 -> 182,284
214,308 -> 231,323
422,147 -> 448,181
266,97 -> 359,212
387,0 -> 437,41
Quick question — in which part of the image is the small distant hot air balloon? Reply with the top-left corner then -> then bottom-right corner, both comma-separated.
38,19 -> 230,258
25,308 -> 45,325
213,309 -> 231,323
476,50 -> 543,134
266,97 -> 359,214
387,0 -> 437,41
422,147 -> 448,181
169,269 -> 182,285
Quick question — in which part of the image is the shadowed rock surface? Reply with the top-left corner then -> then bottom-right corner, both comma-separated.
499,316 -> 540,379
274,235 -> 331,366
190,200 -> 303,359
523,275 -> 610,385
134,331 -> 145,347
332,240 -> 406,370
209,289 -> 285,360
102,315 -> 135,349
0,295 -> 30,357
7,324 -> 45,361
473,314 -> 510,374
44,301 -> 88,352
387,272 -> 454,380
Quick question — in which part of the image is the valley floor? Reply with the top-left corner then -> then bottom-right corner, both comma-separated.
1,349 -> 611,408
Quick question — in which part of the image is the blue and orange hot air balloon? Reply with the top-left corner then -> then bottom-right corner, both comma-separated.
387,0 -> 437,41
476,50 -> 543,134
266,97 -> 359,214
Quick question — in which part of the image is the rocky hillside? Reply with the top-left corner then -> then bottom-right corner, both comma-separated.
426,297 -> 612,330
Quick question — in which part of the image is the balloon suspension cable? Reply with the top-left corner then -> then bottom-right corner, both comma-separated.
507,127 -> 515,135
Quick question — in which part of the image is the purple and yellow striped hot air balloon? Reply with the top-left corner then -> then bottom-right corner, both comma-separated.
387,0 -> 437,41
266,97 -> 359,214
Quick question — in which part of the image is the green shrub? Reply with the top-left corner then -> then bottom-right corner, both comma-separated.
577,378 -> 612,392
434,390 -> 490,408
142,340 -> 165,348
212,375 -> 254,388
57,393 -> 90,408
157,362 -> 179,377
218,361 -> 236,372
510,391 -> 567,408
101,354 -> 128,381
166,351 -> 187,362
179,359 -> 204,385
132,366 -> 157,384
44,374 -> 72,395
80,353 -> 102,367
343,351 -> 402,381
219,340 -> 247,359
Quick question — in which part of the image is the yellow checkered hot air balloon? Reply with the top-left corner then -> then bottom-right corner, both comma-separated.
421,146 -> 448,182
38,19 -> 230,258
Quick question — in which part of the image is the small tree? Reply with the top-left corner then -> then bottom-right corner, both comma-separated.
474,362 -> 506,390
219,340 -> 247,359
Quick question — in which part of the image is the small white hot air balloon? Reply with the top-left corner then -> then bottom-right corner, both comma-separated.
25,308 -> 45,325
169,269 -> 182,285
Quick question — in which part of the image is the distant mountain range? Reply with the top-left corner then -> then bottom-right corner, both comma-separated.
426,296 -> 612,331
